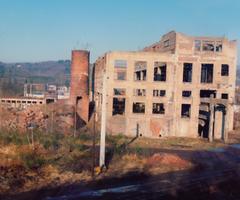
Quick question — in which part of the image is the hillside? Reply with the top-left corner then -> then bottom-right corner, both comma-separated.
0,62 -> 238,97
0,60 -> 71,96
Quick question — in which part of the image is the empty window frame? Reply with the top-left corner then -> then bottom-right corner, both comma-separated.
221,93 -> 228,99
152,103 -> 165,114
133,89 -> 146,96
202,41 -> 215,52
182,91 -> 192,97
195,40 -> 201,51
153,89 -> 166,97
221,64 -> 229,76
183,63 -> 192,83
181,104 -> 191,118
201,64 -> 213,83
113,88 -> 126,96
114,60 -> 127,80
112,97 -> 125,115
133,102 -> 145,113
164,40 -> 170,47
154,62 -> 167,81
200,90 -> 216,98
134,61 -> 147,81
215,41 -> 223,52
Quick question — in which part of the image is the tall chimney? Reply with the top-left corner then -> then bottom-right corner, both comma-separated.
70,50 -> 90,123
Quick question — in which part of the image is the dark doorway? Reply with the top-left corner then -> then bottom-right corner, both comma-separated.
198,103 -> 210,138
215,104 -> 226,140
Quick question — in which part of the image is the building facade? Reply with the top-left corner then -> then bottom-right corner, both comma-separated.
94,31 -> 237,140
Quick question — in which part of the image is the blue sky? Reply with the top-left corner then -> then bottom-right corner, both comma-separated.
0,0 -> 239,63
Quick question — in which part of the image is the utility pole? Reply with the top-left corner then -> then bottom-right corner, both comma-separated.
99,73 -> 107,168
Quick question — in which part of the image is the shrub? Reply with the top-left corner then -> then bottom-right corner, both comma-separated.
20,150 -> 45,170
77,132 -> 92,141
37,131 -> 64,150
133,146 -> 143,155
0,130 -> 27,146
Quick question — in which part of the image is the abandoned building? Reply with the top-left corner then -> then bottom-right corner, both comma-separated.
93,31 -> 237,141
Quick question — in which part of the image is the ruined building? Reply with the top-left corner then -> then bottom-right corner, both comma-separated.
69,50 -> 90,123
93,31 -> 237,141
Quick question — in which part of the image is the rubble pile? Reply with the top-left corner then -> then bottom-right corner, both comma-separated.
147,153 -> 191,168
0,103 -> 75,133
0,106 -> 48,132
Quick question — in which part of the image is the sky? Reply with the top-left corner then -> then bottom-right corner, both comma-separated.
0,0 -> 239,63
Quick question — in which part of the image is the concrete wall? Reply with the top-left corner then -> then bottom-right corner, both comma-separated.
94,32 -> 237,139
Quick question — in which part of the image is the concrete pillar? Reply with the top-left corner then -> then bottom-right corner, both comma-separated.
208,95 -> 215,142
208,104 -> 214,143
224,105 -> 229,143
99,73 -> 107,167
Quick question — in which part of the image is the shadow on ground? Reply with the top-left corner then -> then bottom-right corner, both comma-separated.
2,143 -> 240,200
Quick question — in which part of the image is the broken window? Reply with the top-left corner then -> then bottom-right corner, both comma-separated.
201,64 -> 213,83
202,41 -> 215,52
134,61 -> 147,81
221,64 -> 229,76
182,91 -> 191,97
221,93 -> 228,99
181,104 -> 191,118
152,103 -> 165,114
200,90 -> 216,98
112,97 -> 125,115
183,63 -> 192,83
133,102 -> 145,113
133,89 -> 146,96
195,40 -> 201,51
113,88 -> 126,96
114,60 -> 127,80
164,40 -> 170,47
216,41 -> 223,52
154,62 -> 167,81
153,89 -> 166,97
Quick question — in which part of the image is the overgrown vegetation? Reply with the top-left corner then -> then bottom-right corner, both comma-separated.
0,130 -> 93,172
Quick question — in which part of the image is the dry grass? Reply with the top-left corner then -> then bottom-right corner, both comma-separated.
127,136 -> 227,151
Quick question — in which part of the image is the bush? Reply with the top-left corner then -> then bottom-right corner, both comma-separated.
20,150 -> 45,170
59,151 -> 92,173
133,146 -> 143,155
77,132 -> 92,141
63,136 -> 87,152
0,130 -> 27,146
37,131 -> 64,150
